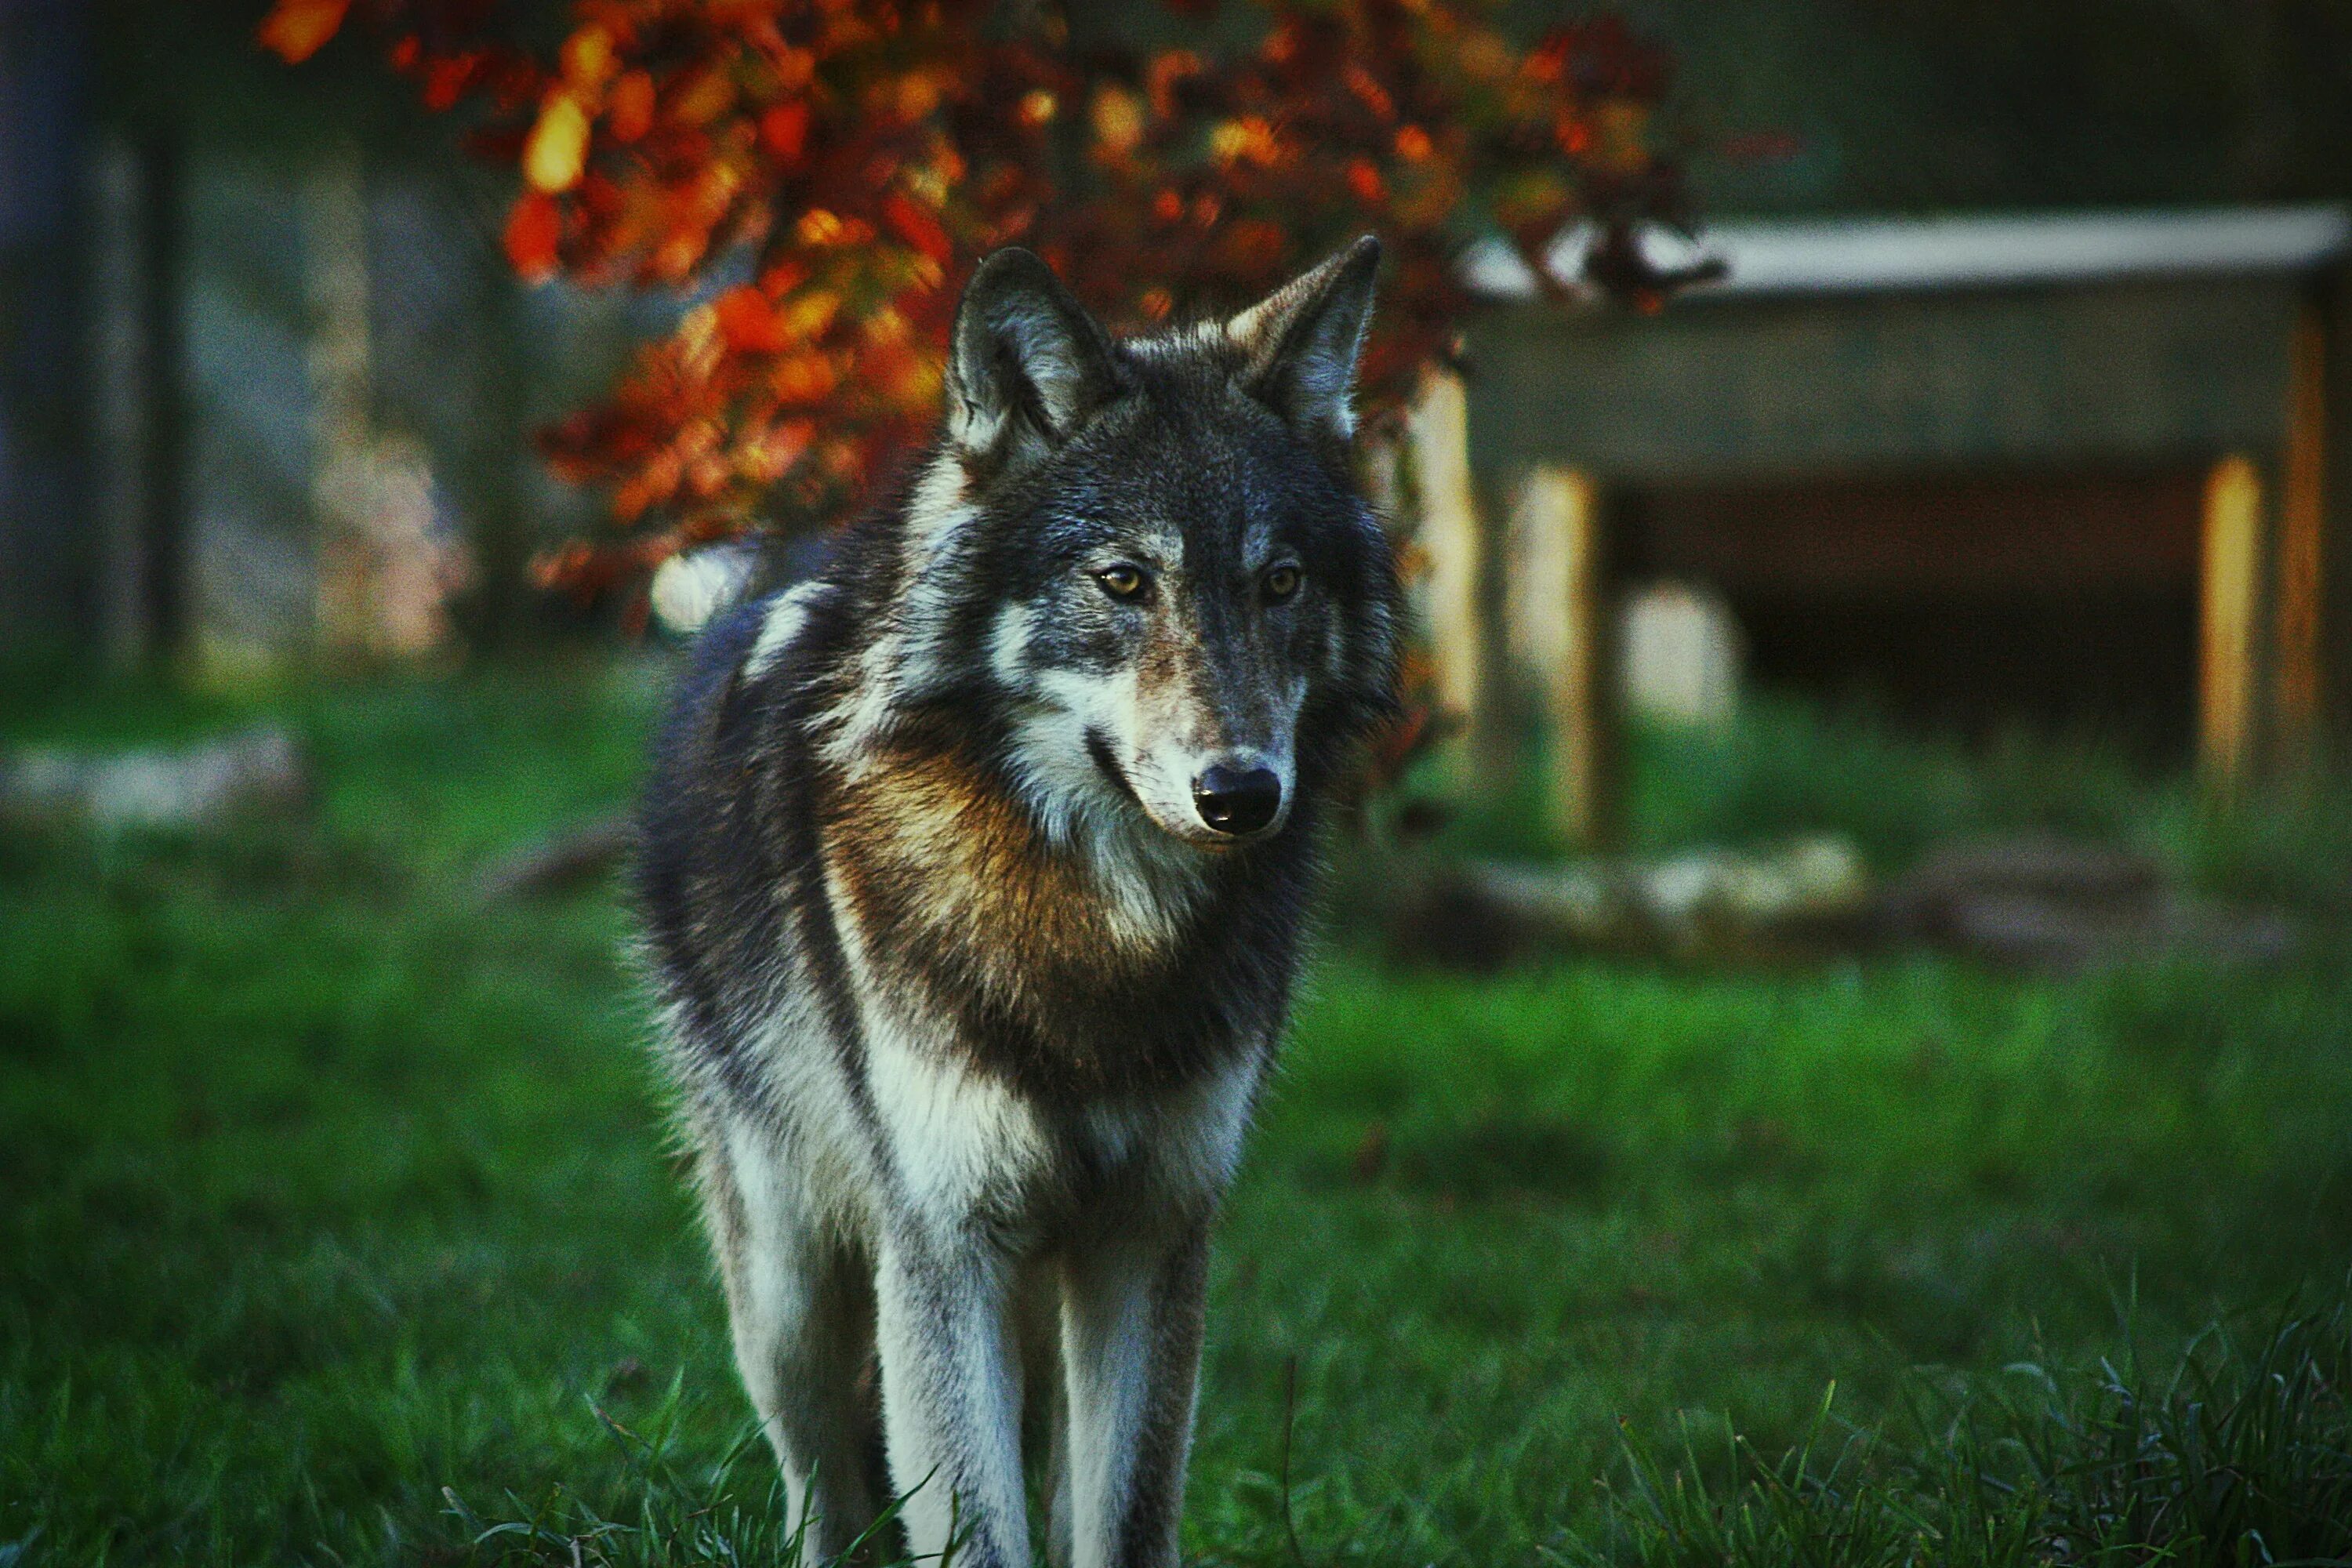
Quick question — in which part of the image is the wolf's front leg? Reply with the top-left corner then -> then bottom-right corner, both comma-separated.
874,1231 -> 1031,1568
1057,1219 -> 1212,1568
699,1126 -> 881,1563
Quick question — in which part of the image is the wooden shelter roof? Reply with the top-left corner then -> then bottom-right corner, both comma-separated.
1462,205 -> 2352,303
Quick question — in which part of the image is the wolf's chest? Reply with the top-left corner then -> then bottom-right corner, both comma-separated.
862,1017 -> 1264,1234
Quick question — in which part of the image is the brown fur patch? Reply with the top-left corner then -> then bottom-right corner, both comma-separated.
830,733 -> 1169,985
815,717 -> 1286,1103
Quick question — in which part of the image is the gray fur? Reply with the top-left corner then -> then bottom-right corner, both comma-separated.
637,239 -> 1399,1568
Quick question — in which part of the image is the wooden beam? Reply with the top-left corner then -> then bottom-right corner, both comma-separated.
1508,465 -> 1612,848
2200,453 -> 2265,790
2275,305 -> 2328,764
1406,365 -> 1489,764
305,146 -> 376,666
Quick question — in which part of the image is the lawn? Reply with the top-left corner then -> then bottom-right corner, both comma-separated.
5,656 -> 2350,1566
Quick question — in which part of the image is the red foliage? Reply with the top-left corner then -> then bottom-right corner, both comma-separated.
262,0 -> 1714,601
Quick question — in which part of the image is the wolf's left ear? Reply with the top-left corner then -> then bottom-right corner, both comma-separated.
947,248 -> 1125,466
1227,234 -> 1381,446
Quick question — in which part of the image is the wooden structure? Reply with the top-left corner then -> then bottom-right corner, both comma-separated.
1444,206 -> 2352,839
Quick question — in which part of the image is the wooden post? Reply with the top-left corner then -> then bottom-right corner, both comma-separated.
91,128 -> 187,671
304,147 -> 377,664
1507,465 -> 1612,847
1406,365 -> 1490,768
2275,305 -> 2328,766
2200,453 -> 2266,791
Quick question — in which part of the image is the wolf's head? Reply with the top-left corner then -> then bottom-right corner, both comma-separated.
884,238 -> 1398,854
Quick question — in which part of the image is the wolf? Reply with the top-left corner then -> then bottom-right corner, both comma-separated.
635,236 -> 1399,1568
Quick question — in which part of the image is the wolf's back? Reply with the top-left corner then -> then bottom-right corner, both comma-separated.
633,590 -> 804,1069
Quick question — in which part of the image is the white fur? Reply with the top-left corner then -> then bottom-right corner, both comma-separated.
1058,1240 -> 1163,1568
988,601 -> 1035,688
866,1018 -> 1051,1224
826,454 -> 977,769
1125,321 -> 1222,359
713,1120 -> 879,1551
650,542 -> 760,636
1000,667 -> 1204,945
1058,1057 -> 1256,1568
861,1022 -> 1043,1564
874,1232 -> 1031,1565
744,581 -> 831,679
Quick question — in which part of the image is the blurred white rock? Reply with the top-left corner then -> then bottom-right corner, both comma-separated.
1619,581 -> 1742,728
2,726 -> 307,830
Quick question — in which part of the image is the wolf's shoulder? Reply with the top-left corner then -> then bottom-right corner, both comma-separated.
634,582 -> 833,989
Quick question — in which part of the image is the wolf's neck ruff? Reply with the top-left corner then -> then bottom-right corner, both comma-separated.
818,713 -> 1305,1104
637,237 -> 1398,1568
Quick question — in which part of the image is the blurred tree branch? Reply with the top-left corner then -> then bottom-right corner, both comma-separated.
259,0 -> 1722,608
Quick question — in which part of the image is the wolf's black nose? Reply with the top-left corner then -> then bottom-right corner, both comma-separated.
1192,764 -> 1283,837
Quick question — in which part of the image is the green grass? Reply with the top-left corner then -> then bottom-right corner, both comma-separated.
1429,691 -> 2352,916
5,662 -> 2351,1566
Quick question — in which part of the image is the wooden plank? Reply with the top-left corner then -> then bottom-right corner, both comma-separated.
1637,467 -> 2204,595
2331,266 -> 2352,746
1406,366 -> 1488,758
304,147 -> 376,665
1508,466 -> 1612,847
2200,454 -> 2266,789
1465,278 -> 2305,487
2275,305 -> 2328,761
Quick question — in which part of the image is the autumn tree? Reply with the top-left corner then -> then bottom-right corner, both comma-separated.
261,0 -> 1715,613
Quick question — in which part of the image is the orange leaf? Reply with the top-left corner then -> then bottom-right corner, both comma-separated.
609,71 -> 655,143
524,93 -> 590,194
881,192 -> 952,266
422,56 -> 472,111
1089,85 -> 1145,157
670,64 -> 738,129
760,101 -> 811,162
795,209 -> 847,247
504,191 -> 563,281
714,286 -> 792,354
771,352 -> 839,405
740,419 -> 814,483
256,0 -> 349,64
781,291 -> 840,339
758,257 -> 811,296
559,24 -> 615,90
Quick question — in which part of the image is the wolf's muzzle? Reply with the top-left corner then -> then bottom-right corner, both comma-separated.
1192,764 -> 1283,837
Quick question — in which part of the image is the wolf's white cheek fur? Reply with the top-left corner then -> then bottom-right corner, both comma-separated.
989,601 -> 1036,688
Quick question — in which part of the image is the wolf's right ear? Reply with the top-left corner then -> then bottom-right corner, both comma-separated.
946,249 -> 1125,466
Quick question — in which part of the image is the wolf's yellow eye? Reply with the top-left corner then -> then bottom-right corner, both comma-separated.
1096,564 -> 1147,601
1263,564 -> 1303,601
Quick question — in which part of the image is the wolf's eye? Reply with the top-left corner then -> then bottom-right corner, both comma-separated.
1262,564 -> 1303,602
1095,564 -> 1148,601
